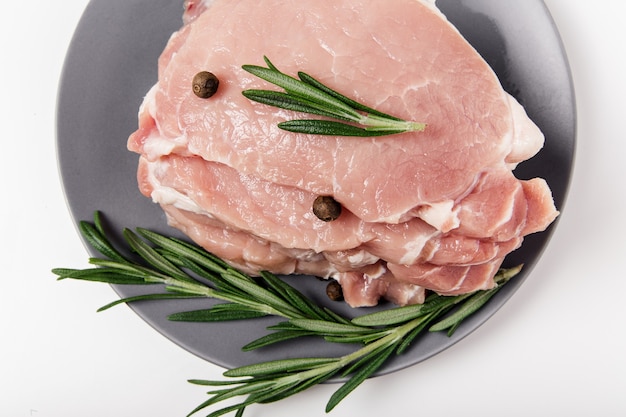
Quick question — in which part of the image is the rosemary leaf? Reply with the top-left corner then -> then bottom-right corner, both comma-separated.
122,228 -> 193,283
265,321 -> 303,332
340,342 -> 395,378
395,311 -> 444,355
322,307 -> 354,326
420,291 -> 472,315
260,272 -> 334,321
324,330 -> 393,345
445,322 -> 462,337
189,397 -> 248,417
242,63 -> 359,120
428,287 -> 502,333
168,304 -> 268,322
224,357 -> 338,378
242,90 -> 351,121
351,303 -> 427,327
203,390 -> 277,417
297,71 -> 400,120
87,258 -> 154,278
79,216 -> 127,263
186,394 -> 217,417
97,293 -> 199,312
92,211 -> 108,236
159,251 -> 241,295
52,267 -> 148,286
326,344 -> 396,413
257,371 -> 339,405
278,120 -> 407,137
263,55 -> 279,71
51,267 -> 79,276
219,272 -> 304,319
495,264 -> 524,284
137,227 -> 230,274
200,380 -> 276,408
188,379 -> 248,387
241,330 -> 318,352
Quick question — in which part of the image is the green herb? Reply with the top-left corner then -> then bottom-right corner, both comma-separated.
53,211 -> 522,417
241,56 -> 426,137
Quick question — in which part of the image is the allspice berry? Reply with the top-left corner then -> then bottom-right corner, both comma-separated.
326,280 -> 344,302
312,195 -> 342,222
192,71 -> 219,98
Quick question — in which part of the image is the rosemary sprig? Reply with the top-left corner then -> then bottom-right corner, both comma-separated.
53,211 -> 522,416
241,56 -> 426,137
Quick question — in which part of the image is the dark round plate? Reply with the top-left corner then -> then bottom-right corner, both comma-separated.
56,0 -> 575,375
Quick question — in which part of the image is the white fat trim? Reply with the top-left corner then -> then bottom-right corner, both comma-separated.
363,264 -> 387,281
139,85 -> 189,160
419,200 -> 460,232
399,284 -> 425,303
146,160 -> 208,216
143,132 -> 185,160
446,267 -> 470,293
399,230 -> 440,265
347,250 -> 380,267
151,186 -> 205,214
490,185 -> 517,232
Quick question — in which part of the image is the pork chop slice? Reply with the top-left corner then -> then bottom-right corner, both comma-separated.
127,0 -> 559,306
128,0 -> 545,225
138,154 -> 533,268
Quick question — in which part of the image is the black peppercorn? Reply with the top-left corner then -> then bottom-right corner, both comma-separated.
312,195 -> 342,222
192,71 -> 219,98
326,280 -> 344,302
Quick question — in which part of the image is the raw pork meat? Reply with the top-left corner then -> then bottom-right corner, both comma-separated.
128,0 -> 559,307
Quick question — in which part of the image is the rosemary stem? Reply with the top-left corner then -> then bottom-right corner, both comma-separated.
285,316 -> 424,385
156,276 -> 213,295
341,317 -> 423,364
162,275 -> 299,319
360,113 -> 427,132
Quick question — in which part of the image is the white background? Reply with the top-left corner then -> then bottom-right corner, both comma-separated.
2,1 -> 625,416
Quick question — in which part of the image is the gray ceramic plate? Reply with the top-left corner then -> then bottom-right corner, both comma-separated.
57,0 -> 575,375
